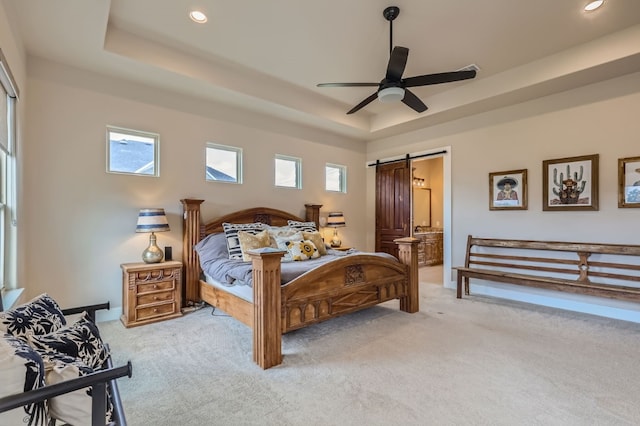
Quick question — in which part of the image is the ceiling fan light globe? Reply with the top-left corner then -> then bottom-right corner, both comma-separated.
584,0 -> 604,11
378,87 -> 405,103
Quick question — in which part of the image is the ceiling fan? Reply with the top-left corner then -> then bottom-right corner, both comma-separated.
317,6 -> 477,115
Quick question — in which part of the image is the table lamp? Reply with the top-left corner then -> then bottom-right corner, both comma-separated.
136,208 -> 170,263
327,212 -> 346,248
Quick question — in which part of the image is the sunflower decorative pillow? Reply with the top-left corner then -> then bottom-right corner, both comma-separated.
285,239 -> 320,261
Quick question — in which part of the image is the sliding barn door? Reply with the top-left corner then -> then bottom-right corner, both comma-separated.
375,161 -> 411,258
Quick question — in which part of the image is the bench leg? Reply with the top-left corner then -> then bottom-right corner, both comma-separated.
464,276 -> 470,296
456,273 -> 463,298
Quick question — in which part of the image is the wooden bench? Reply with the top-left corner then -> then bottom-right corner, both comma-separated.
455,235 -> 640,303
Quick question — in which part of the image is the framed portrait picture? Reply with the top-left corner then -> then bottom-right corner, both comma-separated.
543,154 -> 598,211
489,169 -> 528,210
618,156 -> 640,208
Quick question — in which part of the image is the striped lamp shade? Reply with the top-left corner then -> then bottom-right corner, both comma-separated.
327,212 -> 346,228
135,208 -> 170,233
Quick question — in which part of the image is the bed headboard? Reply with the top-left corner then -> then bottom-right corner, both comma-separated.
180,199 -> 322,304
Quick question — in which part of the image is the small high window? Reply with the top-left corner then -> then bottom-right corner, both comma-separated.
275,155 -> 301,189
205,143 -> 242,183
326,163 -> 347,193
106,126 -> 159,176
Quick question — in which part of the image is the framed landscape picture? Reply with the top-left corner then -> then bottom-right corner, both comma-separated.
618,156 -> 640,208
543,154 -> 599,211
489,169 -> 528,210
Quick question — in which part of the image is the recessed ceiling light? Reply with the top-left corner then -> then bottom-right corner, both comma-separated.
189,10 -> 208,23
584,0 -> 604,11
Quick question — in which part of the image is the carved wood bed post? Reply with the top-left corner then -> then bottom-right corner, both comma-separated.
304,204 -> 322,229
248,249 -> 285,369
395,237 -> 420,313
181,199 -> 204,305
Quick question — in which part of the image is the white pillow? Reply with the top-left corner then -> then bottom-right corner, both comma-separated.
0,334 -> 48,425
285,239 -> 320,261
266,226 -> 299,247
274,232 -> 304,262
43,354 -> 112,426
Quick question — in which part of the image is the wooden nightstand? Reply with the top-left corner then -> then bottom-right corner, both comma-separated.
121,261 -> 183,328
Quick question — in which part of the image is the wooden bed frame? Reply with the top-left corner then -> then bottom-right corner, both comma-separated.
181,199 -> 419,369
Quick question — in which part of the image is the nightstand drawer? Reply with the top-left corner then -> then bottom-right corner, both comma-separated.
136,302 -> 177,321
137,280 -> 175,294
137,290 -> 174,306
121,261 -> 183,328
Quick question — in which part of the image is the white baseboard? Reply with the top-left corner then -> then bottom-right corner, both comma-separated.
448,280 -> 640,324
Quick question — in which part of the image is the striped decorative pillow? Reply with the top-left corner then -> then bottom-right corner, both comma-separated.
287,220 -> 317,233
222,222 -> 267,260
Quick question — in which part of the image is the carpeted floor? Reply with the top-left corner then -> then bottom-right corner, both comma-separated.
100,266 -> 640,425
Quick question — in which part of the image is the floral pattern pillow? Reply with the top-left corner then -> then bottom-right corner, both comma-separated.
0,293 -> 66,341
285,240 -> 320,261
29,313 -> 109,370
274,232 -> 304,262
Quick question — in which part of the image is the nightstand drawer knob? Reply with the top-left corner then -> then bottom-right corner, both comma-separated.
153,308 -> 158,313
153,284 -> 158,289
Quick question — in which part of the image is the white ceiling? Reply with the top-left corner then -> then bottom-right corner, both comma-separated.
6,0 -> 640,141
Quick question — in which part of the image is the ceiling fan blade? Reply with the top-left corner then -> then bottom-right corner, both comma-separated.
317,82 -> 379,87
385,46 -> 409,81
347,92 -> 379,115
402,89 -> 428,113
403,70 -> 476,87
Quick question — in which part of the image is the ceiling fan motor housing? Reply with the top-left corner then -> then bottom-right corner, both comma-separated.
378,86 -> 405,103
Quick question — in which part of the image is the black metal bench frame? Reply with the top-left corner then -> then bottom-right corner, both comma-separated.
0,302 -> 132,426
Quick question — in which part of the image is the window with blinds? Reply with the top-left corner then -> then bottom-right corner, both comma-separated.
0,48 -> 18,293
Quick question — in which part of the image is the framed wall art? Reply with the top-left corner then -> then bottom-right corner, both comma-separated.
543,154 -> 598,211
489,169 -> 528,210
618,156 -> 640,208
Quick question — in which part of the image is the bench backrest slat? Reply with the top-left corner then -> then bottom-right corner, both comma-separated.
589,260 -> 640,272
470,237 -> 640,256
471,252 -> 578,266
465,236 -> 640,286
471,260 -> 580,277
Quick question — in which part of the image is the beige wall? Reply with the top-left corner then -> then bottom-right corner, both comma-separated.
22,58 -> 367,319
367,71 -> 640,322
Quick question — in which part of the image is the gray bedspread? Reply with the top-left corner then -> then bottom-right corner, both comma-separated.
202,248 -> 397,287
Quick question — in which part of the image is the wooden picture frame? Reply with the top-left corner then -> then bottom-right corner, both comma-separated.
543,154 -> 598,211
618,156 -> 640,208
489,169 -> 528,210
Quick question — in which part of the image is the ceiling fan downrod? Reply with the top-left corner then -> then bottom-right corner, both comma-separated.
383,6 -> 400,55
